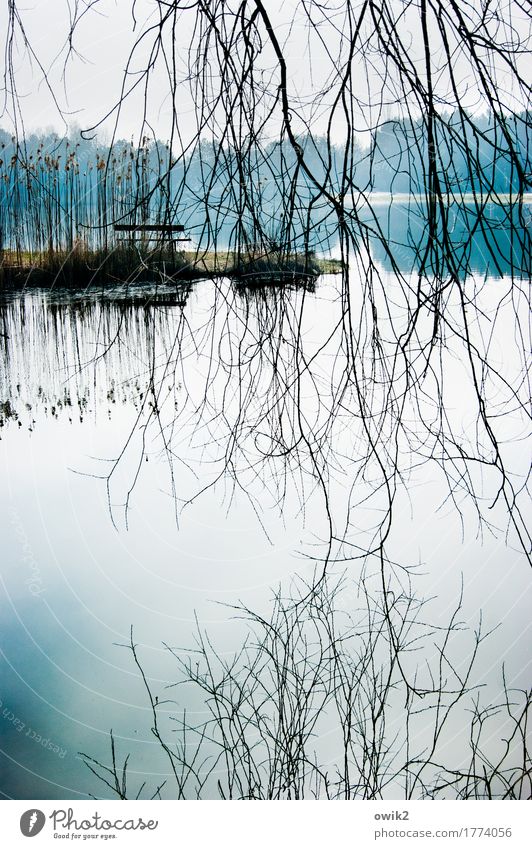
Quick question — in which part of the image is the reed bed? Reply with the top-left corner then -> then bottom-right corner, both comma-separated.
0,135 -> 191,285
0,134 -> 335,287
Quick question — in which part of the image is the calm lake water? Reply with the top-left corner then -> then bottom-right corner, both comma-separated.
1,212 -> 531,798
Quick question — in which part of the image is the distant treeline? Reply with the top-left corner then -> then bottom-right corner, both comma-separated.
0,111 -> 530,258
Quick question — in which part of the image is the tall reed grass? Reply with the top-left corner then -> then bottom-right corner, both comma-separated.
0,135 -> 188,285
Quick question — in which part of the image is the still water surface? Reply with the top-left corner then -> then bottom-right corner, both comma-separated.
1,218 -> 530,798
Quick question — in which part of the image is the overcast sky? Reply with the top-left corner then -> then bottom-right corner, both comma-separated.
1,1 -> 529,146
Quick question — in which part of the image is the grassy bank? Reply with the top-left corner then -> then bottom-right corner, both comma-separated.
0,245 -> 342,288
